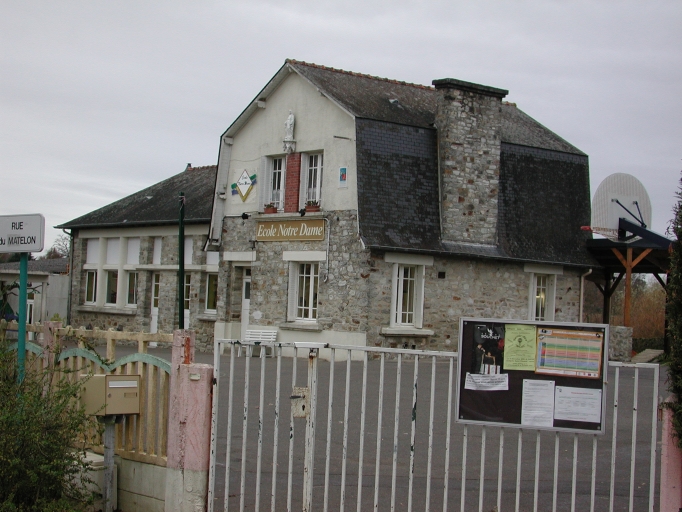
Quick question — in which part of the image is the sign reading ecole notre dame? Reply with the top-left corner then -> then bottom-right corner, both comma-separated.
256,219 -> 325,241
0,214 -> 45,253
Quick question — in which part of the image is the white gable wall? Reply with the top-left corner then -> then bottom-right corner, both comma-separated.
223,72 -> 358,216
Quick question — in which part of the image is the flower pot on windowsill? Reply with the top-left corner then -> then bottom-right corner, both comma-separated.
305,202 -> 320,213
263,206 -> 278,214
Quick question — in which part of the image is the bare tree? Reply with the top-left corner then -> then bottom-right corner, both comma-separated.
51,234 -> 71,258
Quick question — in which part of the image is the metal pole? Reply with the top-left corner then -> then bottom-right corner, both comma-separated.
178,192 -> 185,329
17,252 -> 28,382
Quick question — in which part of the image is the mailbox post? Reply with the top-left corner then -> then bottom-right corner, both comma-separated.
81,374 -> 140,512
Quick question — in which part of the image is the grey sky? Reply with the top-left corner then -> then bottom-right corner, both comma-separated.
2,1 -> 680,252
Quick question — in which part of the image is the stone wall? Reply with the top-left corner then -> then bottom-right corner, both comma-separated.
220,210 -> 371,334
70,232 -> 216,350
367,255 -> 583,350
221,212 -> 584,352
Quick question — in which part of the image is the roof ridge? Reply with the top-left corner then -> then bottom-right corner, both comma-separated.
286,59 -> 434,92
187,165 -> 217,171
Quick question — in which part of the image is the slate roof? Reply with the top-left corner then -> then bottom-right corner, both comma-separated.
0,258 -> 68,275
288,60 -> 585,156
57,165 -> 217,230
304,59 -> 596,267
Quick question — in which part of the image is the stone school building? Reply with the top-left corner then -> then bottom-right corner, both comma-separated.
60,60 -> 596,351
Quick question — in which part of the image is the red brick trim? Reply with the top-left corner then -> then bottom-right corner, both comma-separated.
285,153 -> 301,212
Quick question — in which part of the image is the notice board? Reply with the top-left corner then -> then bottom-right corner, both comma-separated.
456,318 -> 609,434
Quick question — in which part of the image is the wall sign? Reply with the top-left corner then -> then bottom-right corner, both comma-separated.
456,318 -> 608,434
231,170 -> 256,201
339,167 -> 348,188
256,219 -> 325,241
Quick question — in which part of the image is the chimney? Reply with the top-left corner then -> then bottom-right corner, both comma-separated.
432,78 -> 508,244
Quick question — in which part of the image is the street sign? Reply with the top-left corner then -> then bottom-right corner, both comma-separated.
0,214 -> 45,253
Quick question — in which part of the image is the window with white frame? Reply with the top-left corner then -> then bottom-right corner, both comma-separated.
303,153 -> 323,204
127,272 -> 138,306
205,273 -> 218,312
105,271 -> 118,305
296,263 -> 318,320
386,253 -> 432,329
85,270 -> 97,304
524,264 -> 561,322
284,251 -> 325,322
271,157 -> 284,209
531,274 -> 556,321
395,265 -> 417,325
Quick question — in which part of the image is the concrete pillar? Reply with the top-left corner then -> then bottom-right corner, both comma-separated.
660,400 -> 682,511
165,330 -> 213,512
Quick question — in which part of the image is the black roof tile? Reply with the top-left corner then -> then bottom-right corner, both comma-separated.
57,165 -> 216,230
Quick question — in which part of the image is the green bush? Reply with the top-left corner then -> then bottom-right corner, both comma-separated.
667,174 -> 682,447
0,338 -> 99,511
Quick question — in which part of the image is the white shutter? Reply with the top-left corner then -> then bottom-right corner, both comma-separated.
257,156 -> 269,211
299,153 -> 308,209
287,262 -> 298,321
415,265 -> 425,329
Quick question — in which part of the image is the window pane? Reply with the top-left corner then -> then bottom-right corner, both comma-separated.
184,275 -> 191,310
306,154 -> 322,202
272,158 -> 283,208
152,273 -> 160,308
127,272 -> 138,305
206,274 -> 218,310
86,271 -> 97,303
396,265 -> 416,325
296,263 -> 318,320
106,271 -> 118,304
535,275 -> 547,321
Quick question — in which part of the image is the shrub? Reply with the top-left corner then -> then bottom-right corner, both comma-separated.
667,173 -> 682,446
0,338 -> 98,511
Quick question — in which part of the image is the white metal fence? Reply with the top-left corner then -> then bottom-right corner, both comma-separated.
208,341 -> 661,511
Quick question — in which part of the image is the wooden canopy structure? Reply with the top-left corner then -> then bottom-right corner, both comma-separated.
586,218 -> 672,327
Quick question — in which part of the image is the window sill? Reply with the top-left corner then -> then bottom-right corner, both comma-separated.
197,313 -> 217,322
77,305 -> 137,316
279,321 -> 323,332
380,326 -> 434,337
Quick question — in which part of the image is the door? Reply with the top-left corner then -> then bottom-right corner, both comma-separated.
240,268 -> 251,340
150,273 -> 160,333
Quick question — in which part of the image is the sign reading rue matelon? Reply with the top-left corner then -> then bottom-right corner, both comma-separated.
0,214 -> 45,253
256,219 -> 325,241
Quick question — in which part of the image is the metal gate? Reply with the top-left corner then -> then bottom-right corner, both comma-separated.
208,341 -> 661,511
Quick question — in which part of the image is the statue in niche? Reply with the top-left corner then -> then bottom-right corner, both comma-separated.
283,110 -> 296,153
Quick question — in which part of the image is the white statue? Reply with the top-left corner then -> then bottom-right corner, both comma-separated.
284,110 -> 295,141
283,110 -> 296,153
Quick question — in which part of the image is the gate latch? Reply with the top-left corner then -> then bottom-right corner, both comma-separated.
290,386 -> 310,418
